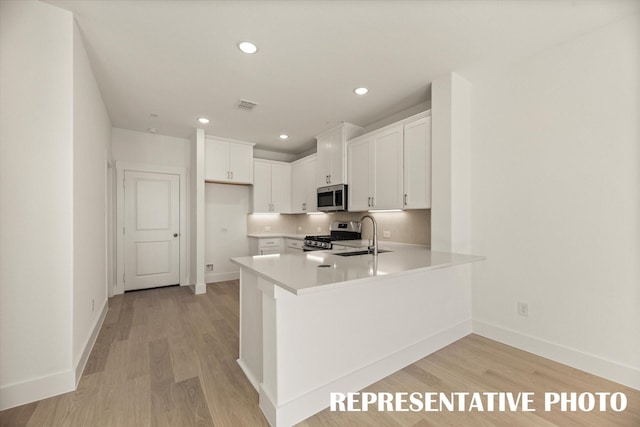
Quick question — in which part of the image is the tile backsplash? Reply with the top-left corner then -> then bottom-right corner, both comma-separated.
246,213 -> 295,235
248,209 -> 430,246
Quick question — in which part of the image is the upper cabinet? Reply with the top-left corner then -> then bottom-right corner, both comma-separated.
316,123 -> 363,187
403,115 -> 432,209
205,137 -> 254,184
347,111 -> 431,211
348,125 -> 404,211
291,154 -> 318,213
252,159 -> 291,213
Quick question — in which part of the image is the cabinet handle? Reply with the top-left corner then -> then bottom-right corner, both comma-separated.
328,174 -> 331,183
367,197 -> 371,207
371,197 -> 375,207
227,171 -> 230,179
302,203 -> 306,211
404,194 -> 408,206
230,171 -> 234,179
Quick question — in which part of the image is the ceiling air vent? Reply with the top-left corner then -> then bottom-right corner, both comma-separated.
236,99 -> 258,111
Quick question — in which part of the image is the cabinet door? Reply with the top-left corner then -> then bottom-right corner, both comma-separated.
291,160 -> 306,213
229,143 -> 253,184
204,139 -> 229,181
252,161 -> 272,213
305,156 -> 318,212
347,137 -> 373,212
403,116 -> 431,209
270,163 -> 291,213
327,129 -> 344,184
373,126 -> 404,210
260,247 -> 281,255
316,132 -> 334,187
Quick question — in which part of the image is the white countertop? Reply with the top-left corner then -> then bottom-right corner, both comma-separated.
231,243 -> 484,295
247,233 -> 307,240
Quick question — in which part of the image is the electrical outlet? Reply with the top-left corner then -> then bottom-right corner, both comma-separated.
206,264 -> 214,271
265,226 -> 271,231
517,301 -> 529,317
383,230 -> 391,238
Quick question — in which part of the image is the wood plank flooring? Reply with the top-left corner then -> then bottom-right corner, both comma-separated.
1,280 -> 638,426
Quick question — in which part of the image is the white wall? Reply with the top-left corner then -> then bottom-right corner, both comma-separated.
0,1 -> 112,409
0,0 -> 75,408
205,183 -> 250,282
72,22 -> 112,375
111,127 -> 190,168
467,14 -> 640,388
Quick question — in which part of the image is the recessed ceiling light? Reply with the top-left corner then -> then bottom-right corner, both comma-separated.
238,41 -> 258,54
279,134 -> 288,140
198,117 -> 210,124
354,87 -> 369,95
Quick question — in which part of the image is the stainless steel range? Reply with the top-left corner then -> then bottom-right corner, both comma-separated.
303,221 -> 362,251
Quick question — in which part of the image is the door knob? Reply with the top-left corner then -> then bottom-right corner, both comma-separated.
173,233 -> 178,237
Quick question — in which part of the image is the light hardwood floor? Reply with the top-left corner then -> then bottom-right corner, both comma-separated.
1,281 -> 638,426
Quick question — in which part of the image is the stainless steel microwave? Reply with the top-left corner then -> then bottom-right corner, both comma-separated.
317,184 -> 347,212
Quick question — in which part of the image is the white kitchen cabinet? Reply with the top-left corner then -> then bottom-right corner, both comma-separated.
316,123 -> 363,187
347,125 -> 404,211
284,238 -> 304,254
249,237 -> 284,255
403,115 -> 432,209
291,154 -> 318,213
252,159 -> 291,213
205,137 -> 254,184
347,137 -> 372,211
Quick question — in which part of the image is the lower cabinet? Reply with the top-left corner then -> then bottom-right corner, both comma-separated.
284,238 -> 304,254
249,237 -> 284,255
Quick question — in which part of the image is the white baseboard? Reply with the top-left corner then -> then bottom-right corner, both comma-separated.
75,300 -> 109,386
205,271 -> 239,283
259,320 -> 472,427
190,282 -> 207,295
472,320 -> 640,391
0,369 -> 75,411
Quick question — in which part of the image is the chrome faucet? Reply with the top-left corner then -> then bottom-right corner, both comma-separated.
360,214 -> 378,256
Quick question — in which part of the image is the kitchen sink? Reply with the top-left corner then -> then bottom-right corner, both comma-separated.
334,249 -> 391,257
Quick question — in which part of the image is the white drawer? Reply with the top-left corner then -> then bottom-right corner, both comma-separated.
259,238 -> 282,248
286,239 -> 304,249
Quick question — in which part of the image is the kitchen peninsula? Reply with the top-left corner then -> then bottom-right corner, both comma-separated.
231,244 -> 483,426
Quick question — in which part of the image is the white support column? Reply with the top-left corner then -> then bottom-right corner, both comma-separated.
190,128 -> 206,294
431,72 -> 472,253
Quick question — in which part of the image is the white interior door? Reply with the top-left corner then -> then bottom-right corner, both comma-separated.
124,170 -> 180,291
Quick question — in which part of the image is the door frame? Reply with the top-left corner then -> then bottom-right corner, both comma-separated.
115,161 -> 188,295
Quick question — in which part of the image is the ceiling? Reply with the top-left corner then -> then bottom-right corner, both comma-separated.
45,0 -> 639,155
